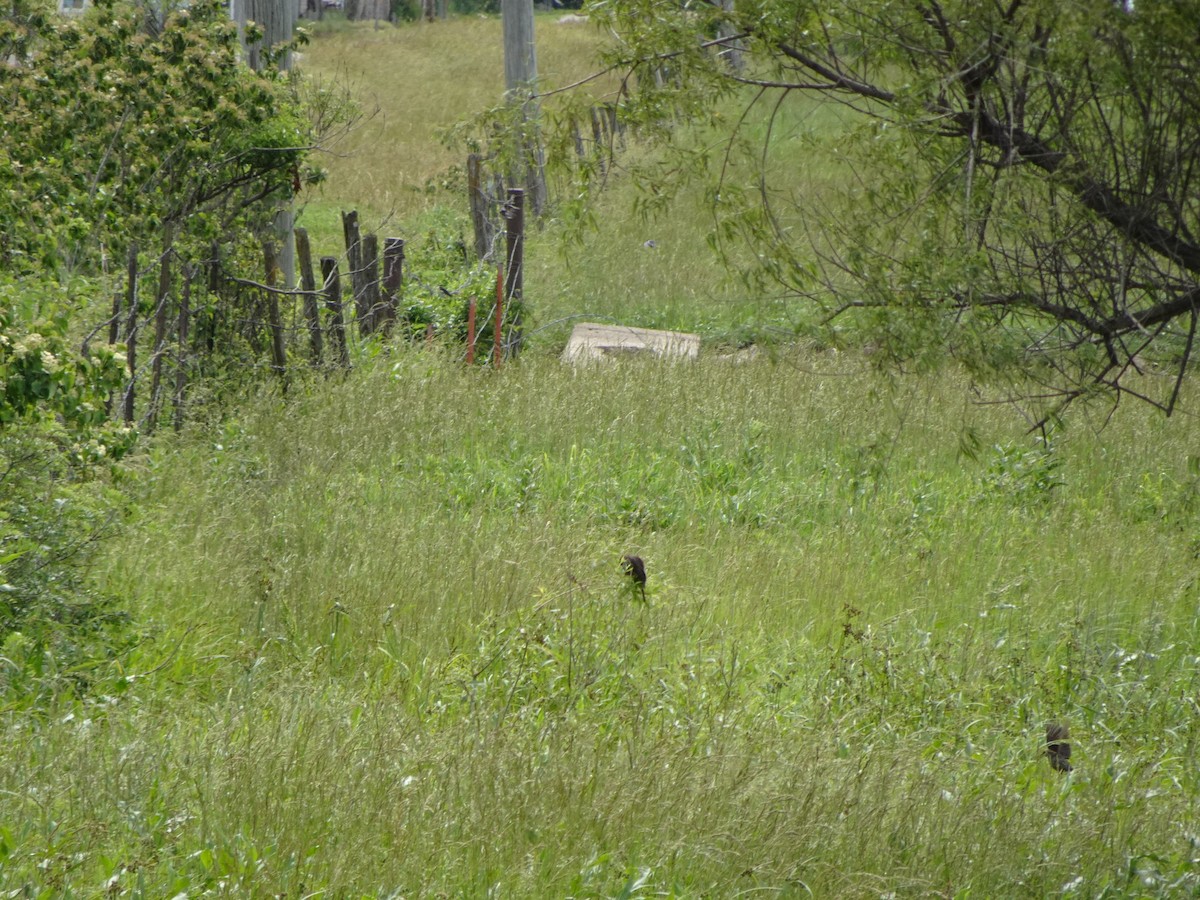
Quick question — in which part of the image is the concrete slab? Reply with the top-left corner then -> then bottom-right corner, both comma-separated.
561,322 -> 700,363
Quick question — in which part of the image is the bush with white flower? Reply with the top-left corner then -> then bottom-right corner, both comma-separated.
0,299 -> 139,705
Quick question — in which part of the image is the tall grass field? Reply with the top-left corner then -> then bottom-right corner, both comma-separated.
2,12 -> 1200,899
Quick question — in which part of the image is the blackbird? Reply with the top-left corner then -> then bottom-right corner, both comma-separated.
622,554 -> 647,603
1045,722 -> 1072,773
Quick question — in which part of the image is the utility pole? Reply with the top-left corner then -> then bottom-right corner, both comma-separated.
502,0 -> 546,216
232,0 -> 299,287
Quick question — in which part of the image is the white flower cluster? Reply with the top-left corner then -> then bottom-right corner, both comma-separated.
11,332 -> 46,358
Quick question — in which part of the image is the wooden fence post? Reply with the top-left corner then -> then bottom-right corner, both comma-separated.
590,106 -> 607,176
503,187 -> 525,357
362,232 -> 381,334
147,237 -> 173,432
341,210 -> 369,335
263,240 -> 288,385
468,153 -> 496,261
321,256 -> 351,369
294,226 -> 324,365
107,244 -> 134,415
382,237 -> 405,334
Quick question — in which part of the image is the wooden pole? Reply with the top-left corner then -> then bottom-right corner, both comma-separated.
147,237 -> 173,432
590,106 -> 607,176
502,0 -> 546,215
234,0 -> 298,287
382,237 -> 405,335
107,243 -> 134,415
321,256 -> 350,369
341,210 -> 369,335
717,0 -> 744,72
263,240 -> 288,385
295,226 -> 324,365
362,232 -> 381,334
503,187 -> 525,357
467,153 -> 495,261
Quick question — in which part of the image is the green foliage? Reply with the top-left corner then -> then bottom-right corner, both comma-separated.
979,441 -> 1064,504
0,298 -> 125,431
0,298 -> 137,706
0,429 -> 136,704
397,214 -> 492,337
0,352 -> 1194,894
565,0 -> 1200,417
0,0 -> 311,275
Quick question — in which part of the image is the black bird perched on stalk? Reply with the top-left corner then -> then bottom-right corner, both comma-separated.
1045,722 -> 1073,773
622,554 -> 647,603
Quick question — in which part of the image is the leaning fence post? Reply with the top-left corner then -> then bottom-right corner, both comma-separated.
295,227 -> 324,366
503,187 -> 525,357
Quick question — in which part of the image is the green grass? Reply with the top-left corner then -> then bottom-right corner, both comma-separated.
4,12 -> 1200,900
3,350 -> 1200,896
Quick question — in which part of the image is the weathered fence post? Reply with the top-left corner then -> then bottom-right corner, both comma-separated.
263,240 -> 288,384
590,106 -> 607,175
294,226 -> 324,365
382,237 -> 405,334
321,256 -> 351,369
107,244 -> 134,415
147,237 -> 173,432
571,120 -> 585,160
467,153 -> 496,261
341,210 -> 369,335
361,232 -> 381,334
606,103 -> 624,149
503,187 -> 525,357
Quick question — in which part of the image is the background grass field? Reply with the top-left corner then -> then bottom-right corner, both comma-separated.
2,12 -> 1199,899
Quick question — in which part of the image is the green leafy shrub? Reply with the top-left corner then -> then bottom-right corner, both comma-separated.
0,297 -> 137,705
398,213 -> 516,353
978,441 -> 1063,504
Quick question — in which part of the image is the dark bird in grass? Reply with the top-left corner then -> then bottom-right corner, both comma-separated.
1045,722 -> 1073,773
622,554 -> 647,603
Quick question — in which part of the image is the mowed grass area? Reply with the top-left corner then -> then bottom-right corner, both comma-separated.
3,350 -> 1200,896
